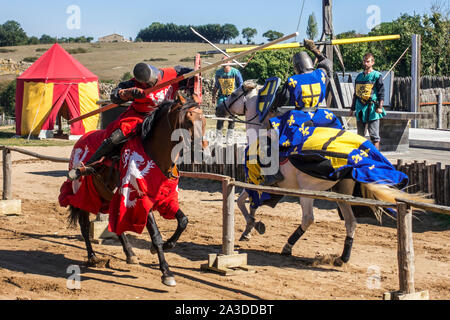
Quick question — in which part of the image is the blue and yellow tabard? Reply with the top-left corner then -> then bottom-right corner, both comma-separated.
287,69 -> 327,109
214,67 -> 243,104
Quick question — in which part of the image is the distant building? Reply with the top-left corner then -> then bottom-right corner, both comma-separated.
98,34 -> 131,43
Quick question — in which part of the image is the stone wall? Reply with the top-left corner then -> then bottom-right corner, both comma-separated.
98,76 -> 218,114
0,59 -> 31,76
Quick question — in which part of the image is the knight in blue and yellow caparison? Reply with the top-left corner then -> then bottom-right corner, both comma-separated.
243,40 -> 407,209
245,125 -> 408,210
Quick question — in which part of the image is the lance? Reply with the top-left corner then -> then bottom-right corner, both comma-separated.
199,34 -> 401,55
190,27 -> 245,68
69,31 -> 298,125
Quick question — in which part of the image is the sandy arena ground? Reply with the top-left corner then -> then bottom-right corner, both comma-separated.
0,146 -> 449,300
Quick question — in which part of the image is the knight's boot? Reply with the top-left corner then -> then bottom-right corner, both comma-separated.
68,129 -> 127,181
262,169 -> 284,186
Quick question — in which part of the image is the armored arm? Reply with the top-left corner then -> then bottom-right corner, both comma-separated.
110,80 -> 137,104
304,39 -> 333,77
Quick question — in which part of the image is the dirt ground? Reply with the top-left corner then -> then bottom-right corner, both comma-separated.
0,146 -> 449,300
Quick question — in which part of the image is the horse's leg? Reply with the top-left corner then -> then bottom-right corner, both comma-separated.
334,179 -> 357,266
237,190 -> 256,241
162,209 -> 188,251
77,210 -> 103,266
281,196 -> 314,256
118,233 -> 139,265
146,211 -> 176,287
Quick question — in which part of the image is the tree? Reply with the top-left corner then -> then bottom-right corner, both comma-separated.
27,36 -> 40,45
242,27 -> 257,44
306,13 -> 318,40
39,34 -> 56,44
262,30 -> 284,42
221,24 -> 239,43
0,20 -> 28,47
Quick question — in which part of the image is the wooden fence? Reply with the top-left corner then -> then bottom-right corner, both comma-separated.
395,160 -> 450,206
179,146 -> 450,206
1,145 -> 450,299
391,76 -> 450,111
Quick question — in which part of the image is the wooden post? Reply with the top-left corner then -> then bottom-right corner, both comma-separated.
322,0 -> 334,62
410,34 -> 421,128
437,91 -> 443,129
396,201 -> 415,294
2,148 -> 12,200
222,178 -> 235,255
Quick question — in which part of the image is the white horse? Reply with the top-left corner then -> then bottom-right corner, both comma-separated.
215,80 -> 429,265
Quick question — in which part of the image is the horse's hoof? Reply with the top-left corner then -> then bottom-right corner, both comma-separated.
127,256 -> 139,265
162,276 -> 176,287
86,257 -> 108,267
150,244 -> 157,254
239,234 -> 251,241
254,221 -> 266,235
333,257 -> 346,267
163,241 -> 175,251
281,243 -> 292,256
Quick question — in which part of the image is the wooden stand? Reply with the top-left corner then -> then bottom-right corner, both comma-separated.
201,252 -> 254,275
90,213 -> 117,244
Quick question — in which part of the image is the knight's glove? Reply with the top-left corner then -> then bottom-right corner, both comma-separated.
304,39 -> 322,59
119,87 -> 145,101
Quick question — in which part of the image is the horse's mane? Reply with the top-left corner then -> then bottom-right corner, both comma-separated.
141,100 -> 173,141
141,97 -> 199,141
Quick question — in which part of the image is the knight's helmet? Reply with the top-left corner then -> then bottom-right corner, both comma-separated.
292,52 -> 314,74
133,63 -> 163,86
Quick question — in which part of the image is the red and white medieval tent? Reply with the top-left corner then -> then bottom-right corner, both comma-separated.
15,43 -> 100,139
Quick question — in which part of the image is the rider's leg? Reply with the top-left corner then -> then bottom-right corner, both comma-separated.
68,128 -> 127,180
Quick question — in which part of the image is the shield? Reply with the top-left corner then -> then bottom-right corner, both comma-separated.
256,77 -> 281,122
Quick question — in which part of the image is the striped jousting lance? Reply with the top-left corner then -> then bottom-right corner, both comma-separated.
68,32 -> 299,125
199,34 -> 401,55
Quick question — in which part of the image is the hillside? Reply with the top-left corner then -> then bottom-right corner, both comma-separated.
0,41 -> 242,82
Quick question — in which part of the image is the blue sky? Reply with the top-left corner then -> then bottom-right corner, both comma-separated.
0,0 -> 437,43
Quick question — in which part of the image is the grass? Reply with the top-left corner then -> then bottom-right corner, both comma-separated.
0,126 -> 76,147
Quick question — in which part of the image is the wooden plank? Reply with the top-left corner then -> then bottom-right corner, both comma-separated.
0,146 -> 70,163
231,180 -> 395,208
396,201 -> 415,294
395,198 -> 450,215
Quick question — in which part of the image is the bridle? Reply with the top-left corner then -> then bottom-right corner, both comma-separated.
164,100 -> 204,179
220,89 -> 261,126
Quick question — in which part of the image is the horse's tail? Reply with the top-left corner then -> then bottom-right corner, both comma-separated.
67,205 -> 85,228
360,183 -> 434,221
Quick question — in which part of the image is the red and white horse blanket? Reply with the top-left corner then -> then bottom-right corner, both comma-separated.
59,133 -> 180,236
108,137 -> 180,235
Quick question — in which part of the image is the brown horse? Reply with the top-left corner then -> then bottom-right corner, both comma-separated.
64,92 -> 206,286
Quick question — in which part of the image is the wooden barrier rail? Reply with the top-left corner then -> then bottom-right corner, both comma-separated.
2,145 -> 450,299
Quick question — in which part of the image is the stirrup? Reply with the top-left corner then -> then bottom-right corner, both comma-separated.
261,171 -> 284,186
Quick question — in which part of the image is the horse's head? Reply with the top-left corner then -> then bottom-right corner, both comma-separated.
215,80 -> 259,119
171,92 -> 208,149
